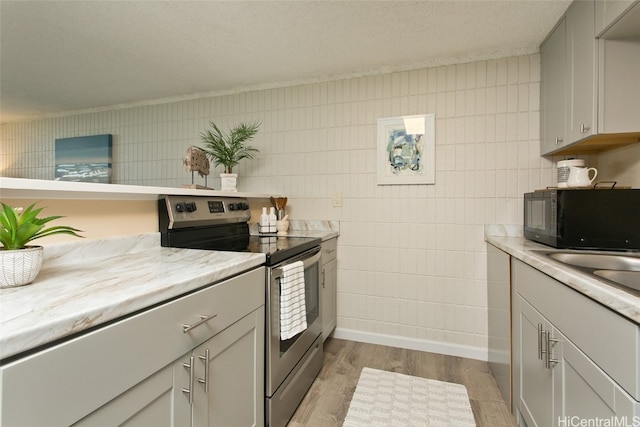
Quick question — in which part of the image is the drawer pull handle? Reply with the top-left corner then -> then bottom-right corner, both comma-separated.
183,313 -> 218,333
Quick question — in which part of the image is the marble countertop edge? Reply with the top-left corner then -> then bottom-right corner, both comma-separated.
249,220 -> 340,241
0,237 -> 265,361
485,234 -> 640,325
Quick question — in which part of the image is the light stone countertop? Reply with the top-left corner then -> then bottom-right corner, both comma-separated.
486,233 -> 640,325
0,233 -> 265,361
250,220 -> 340,241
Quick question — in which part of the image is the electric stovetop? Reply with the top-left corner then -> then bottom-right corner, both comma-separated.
158,195 -> 321,265
247,235 -> 321,265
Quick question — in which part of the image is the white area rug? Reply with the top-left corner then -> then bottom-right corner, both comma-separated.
342,367 -> 476,427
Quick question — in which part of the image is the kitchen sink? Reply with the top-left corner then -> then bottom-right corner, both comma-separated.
540,251 -> 640,296
547,252 -> 640,271
593,270 -> 640,293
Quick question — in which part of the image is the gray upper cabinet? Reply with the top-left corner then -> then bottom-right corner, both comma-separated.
541,1 -> 597,155
541,17 -> 568,155
567,0 -> 597,144
540,0 -> 640,156
596,0 -> 639,37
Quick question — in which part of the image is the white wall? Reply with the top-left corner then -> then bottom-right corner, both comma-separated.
1,54 -> 557,359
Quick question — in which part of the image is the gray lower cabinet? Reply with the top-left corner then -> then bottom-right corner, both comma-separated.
486,244 -> 512,409
75,307 -> 265,427
73,357 -> 188,426
190,308 -> 264,427
513,259 -> 639,427
321,238 -> 337,341
0,267 -> 265,427
517,298 -> 555,427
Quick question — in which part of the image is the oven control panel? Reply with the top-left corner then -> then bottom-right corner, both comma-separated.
159,195 -> 251,229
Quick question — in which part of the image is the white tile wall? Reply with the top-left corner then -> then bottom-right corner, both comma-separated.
1,53 -> 557,356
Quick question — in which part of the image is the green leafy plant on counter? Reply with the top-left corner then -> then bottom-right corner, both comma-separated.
0,202 -> 83,250
199,120 -> 261,173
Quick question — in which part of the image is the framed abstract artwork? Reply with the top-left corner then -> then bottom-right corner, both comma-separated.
376,114 -> 435,185
55,134 -> 112,183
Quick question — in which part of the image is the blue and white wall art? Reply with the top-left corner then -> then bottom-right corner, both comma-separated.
55,134 -> 112,183
377,114 -> 435,185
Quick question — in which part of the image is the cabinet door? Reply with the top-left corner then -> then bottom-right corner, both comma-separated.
518,298 -> 556,427
567,0 -> 596,143
73,362 -> 189,427
558,329 -> 640,420
192,307 -> 265,427
541,17 -> 567,155
598,37 -> 640,134
595,0 -> 637,36
321,257 -> 337,341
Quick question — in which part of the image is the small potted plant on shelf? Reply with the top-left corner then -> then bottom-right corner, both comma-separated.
199,120 -> 261,192
0,203 -> 83,288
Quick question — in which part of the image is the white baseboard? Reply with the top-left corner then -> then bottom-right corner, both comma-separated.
331,328 -> 488,362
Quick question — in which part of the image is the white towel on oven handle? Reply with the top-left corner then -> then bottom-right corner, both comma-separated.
280,260 -> 307,340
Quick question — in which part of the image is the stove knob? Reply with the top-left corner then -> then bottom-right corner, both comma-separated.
186,202 -> 196,212
229,203 -> 236,211
241,202 -> 249,210
175,202 -> 186,213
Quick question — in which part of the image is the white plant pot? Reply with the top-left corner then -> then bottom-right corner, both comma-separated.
220,173 -> 238,192
0,246 -> 44,288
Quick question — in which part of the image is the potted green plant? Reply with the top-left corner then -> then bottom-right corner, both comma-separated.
0,202 -> 83,288
199,120 -> 261,192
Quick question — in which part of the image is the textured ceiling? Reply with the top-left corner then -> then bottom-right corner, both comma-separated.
0,0 -> 572,123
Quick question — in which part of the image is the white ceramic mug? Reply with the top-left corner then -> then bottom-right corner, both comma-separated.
567,166 -> 597,188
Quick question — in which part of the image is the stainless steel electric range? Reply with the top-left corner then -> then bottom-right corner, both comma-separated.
159,195 -> 323,427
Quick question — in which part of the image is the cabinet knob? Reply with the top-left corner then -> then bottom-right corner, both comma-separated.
580,124 -> 590,133
555,137 -> 563,145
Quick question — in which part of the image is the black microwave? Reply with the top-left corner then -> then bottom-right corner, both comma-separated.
524,189 -> 640,251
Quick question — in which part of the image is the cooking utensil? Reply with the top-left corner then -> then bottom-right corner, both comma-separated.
270,197 -> 277,209
278,197 -> 288,210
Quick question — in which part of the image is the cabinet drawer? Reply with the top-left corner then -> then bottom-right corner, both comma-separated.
0,267 -> 265,427
321,238 -> 337,264
514,260 -> 639,400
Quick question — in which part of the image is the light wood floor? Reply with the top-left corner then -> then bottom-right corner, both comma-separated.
287,338 -> 517,427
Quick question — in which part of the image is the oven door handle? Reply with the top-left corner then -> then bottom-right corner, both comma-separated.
272,249 -> 321,280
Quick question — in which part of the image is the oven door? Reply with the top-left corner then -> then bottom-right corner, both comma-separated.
265,247 -> 322,397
